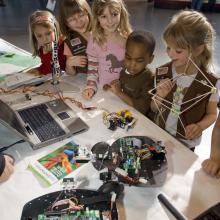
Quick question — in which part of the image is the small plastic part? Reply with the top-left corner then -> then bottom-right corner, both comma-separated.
115,167 -> 128,177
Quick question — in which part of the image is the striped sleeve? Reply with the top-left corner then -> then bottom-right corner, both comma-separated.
86,54 -> 99,92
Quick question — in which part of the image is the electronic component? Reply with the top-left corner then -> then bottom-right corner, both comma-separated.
91,136 -> 167,186
21,189 -> 118,220
103,110 -> 137,131
100,171 -> 112,182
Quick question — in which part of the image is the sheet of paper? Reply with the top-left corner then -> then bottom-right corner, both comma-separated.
0,38 -> 40,76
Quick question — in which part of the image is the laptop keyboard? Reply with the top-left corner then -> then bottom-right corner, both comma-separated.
194,203 -> 220,220
18,104 -> 65,142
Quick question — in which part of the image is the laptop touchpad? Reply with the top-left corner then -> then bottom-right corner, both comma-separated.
57,112 -> 70,120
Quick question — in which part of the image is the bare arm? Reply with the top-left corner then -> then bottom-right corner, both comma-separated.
26,68 -> 41,76
210,113 -> 220,160
0,155 -> 14,183
185,101 -> 218,140
65,55 -> 76,75
65,55 -> 88,75
109,80 -> 133,106
197,101 -> 218,130
202,112 -> 220,178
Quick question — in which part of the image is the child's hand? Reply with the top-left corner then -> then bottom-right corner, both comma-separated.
43,43 -> 52,53
66,56 -> 87,68
82,88 -> 95,100
109,80 -> 121,95
0,155 -> 14,183
103,84 -> 111,91
26,68 -> 41,76
202,158 -> 220,178
185,123 -> 202,139
156,78 -> 175,98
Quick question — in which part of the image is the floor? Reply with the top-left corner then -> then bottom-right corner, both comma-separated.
0,0 -> 220,159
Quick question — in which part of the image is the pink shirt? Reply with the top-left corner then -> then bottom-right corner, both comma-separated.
86,35 -> 125,87
64,43 -> 72,56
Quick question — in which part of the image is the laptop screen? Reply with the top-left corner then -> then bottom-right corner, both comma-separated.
0,99 -> 27,137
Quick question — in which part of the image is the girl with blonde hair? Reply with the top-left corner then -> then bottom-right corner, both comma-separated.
82,0 -> 132,99
29,10 -> 66,75
151,10 -> 219,150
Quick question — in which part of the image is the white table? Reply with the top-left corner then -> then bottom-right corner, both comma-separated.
0,47 -> 219,220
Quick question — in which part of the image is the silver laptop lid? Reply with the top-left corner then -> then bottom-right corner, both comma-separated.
0,99 -> 29,141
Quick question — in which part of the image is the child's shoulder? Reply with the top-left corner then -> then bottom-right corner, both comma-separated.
156,61 -> 172,70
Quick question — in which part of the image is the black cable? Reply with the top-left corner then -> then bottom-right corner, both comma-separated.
0,139 -> 25,153
157,193 -> 186,220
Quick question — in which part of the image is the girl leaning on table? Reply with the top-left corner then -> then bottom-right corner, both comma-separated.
28,10 -> 66,75
150,10 -> 220,150
58,0 -> 92,75
82,0 -> 132,100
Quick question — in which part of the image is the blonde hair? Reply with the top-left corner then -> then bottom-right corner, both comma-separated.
92,0 -> 132,46
29,10 -> 61,57
163,10 -> 215,72
59,0 -> 92,39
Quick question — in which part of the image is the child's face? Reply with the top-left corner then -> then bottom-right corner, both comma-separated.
166,41 -> 190,72
33,25 -> 55,48
124,41 -> 153,75
98,6 -> 120,35
66,11 -> 89,34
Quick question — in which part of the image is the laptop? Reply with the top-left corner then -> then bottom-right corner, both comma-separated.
194,202 -> 220,220
0,99 -> 89,150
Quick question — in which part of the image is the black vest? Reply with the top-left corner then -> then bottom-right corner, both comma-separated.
65,31 -> 88,74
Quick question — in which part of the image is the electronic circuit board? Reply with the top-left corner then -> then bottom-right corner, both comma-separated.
21,189 -> 118,220
91,136 -> 167,186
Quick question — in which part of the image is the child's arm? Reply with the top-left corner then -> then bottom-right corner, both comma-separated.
0,154 -> 14,183
150,78 -> 175,112
82,54 -> 99,100
65,55 -> 87,75
65,55 -> 76,75
64,43 -> 87,75
202,113 -> 220,178
26,68 -> 41,76
185,101 -> 218,139
109,80 -> 133,106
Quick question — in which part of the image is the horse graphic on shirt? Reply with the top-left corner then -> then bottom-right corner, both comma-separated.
106,54 -> 123,73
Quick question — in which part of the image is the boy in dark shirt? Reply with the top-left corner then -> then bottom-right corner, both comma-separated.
109,30 -> 155,116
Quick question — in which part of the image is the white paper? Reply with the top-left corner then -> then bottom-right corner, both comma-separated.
46,0 -> 56,11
